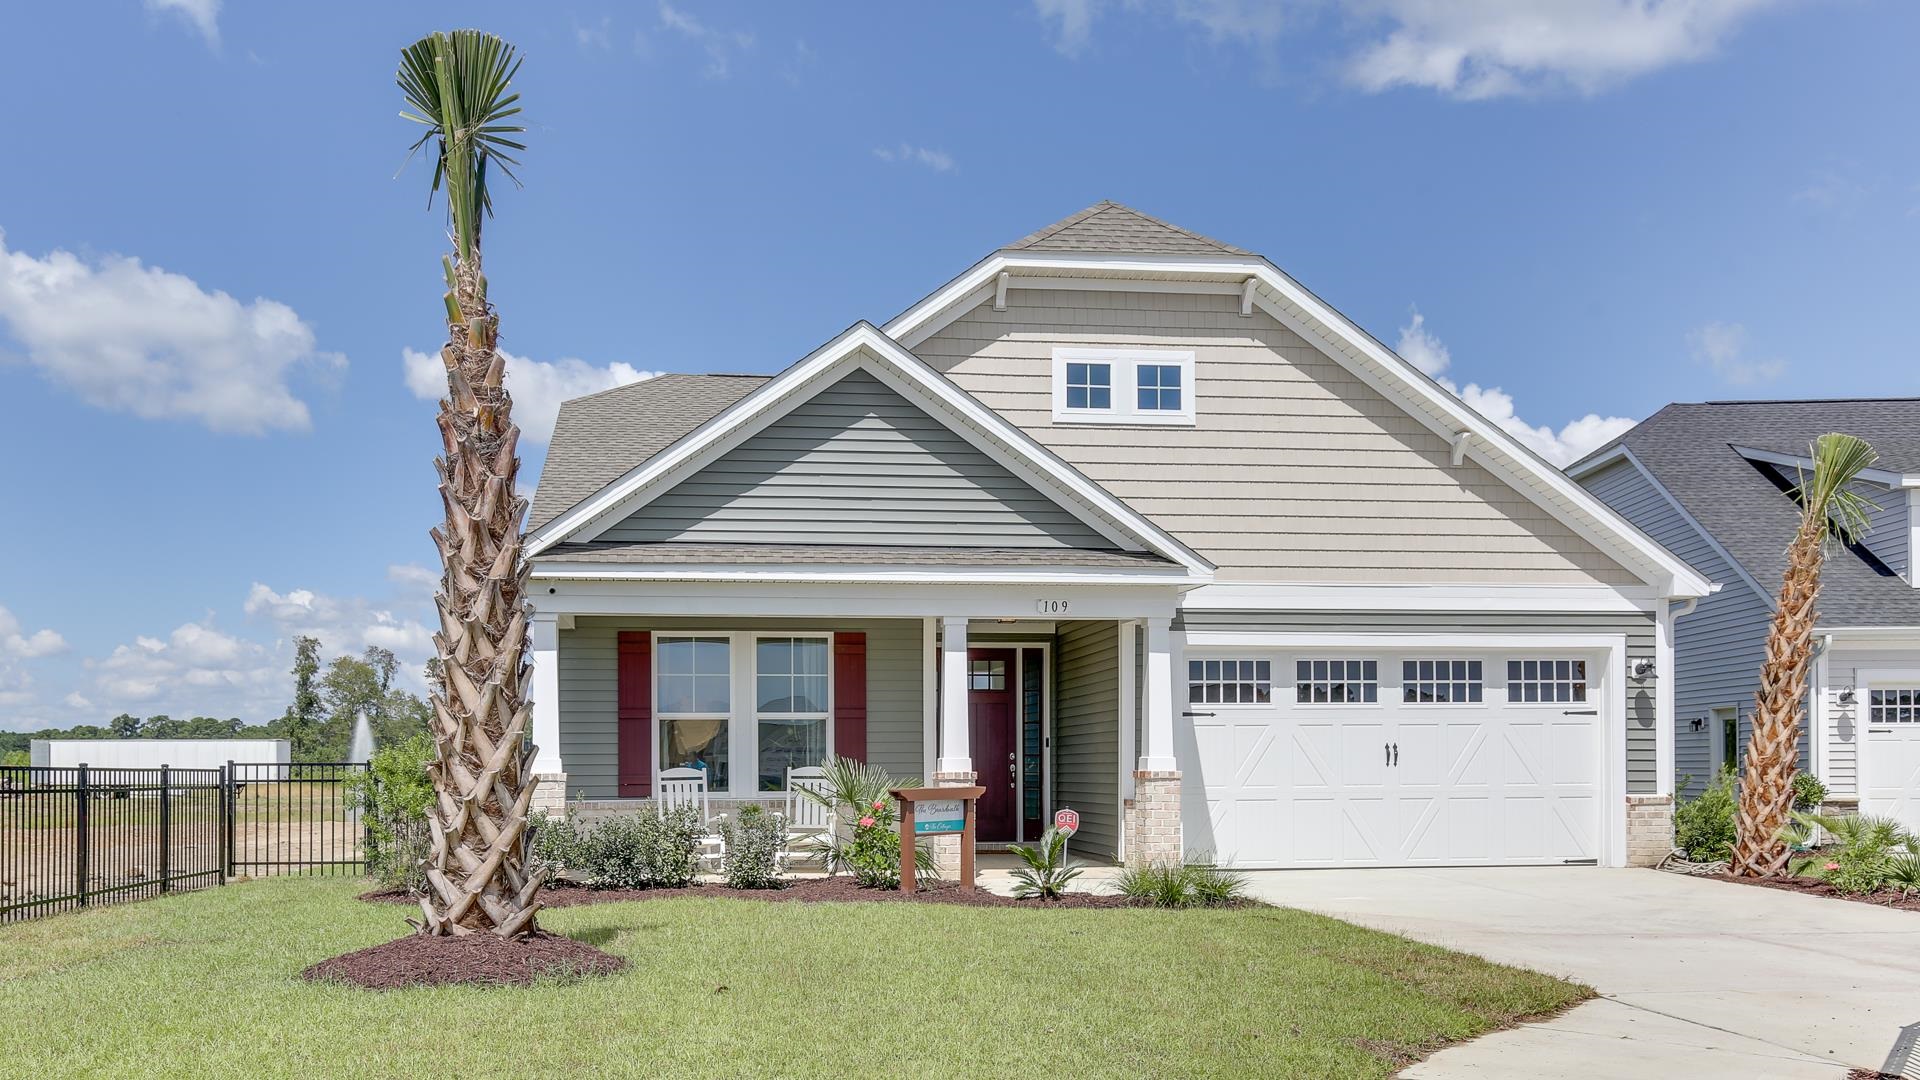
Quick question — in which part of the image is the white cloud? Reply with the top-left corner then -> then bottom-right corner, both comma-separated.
93,619 -> 274,707
0,230 -> 344,434
1034,0 -> 1778,99
145,0 -> 220,47
62,692 -> 93,710
1793,168 -> 1869,210
1397,309 -> 1635,466
575,17 -> 613,50
658,2 -> 756,78
872,144 -> 957,173
0,605 -> 66,659
386,563 -> 439,594
242,582 -> 435,671
1688,321 -> 1785,385
402,347 -> 661,445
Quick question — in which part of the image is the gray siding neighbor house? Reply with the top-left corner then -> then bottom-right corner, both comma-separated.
524,201 -> 1710,869
1571,400 -> 1920,837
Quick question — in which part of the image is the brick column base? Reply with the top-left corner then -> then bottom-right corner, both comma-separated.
1123,770 -> 1182,866
530,773 -> 569,816
1625,794 -> 1673,867
926,770 -> 978,877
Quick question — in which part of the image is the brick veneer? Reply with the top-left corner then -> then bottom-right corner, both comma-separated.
1123,770 -> 1182,866
1625,793 -> 1674,867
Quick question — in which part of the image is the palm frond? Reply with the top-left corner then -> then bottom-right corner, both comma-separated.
1788,433 -> 1879,547
396,29 -> 527,262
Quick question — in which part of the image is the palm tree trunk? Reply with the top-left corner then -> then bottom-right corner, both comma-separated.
415,247 -> 547,936
1730,525 -> 1824,878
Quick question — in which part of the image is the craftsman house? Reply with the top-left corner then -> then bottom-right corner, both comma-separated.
523,202 -> 1710,868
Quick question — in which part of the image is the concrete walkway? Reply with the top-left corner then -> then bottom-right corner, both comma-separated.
1241,867 -> 1920,1079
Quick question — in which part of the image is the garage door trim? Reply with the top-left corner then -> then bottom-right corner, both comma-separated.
1180,631 -> 1629,868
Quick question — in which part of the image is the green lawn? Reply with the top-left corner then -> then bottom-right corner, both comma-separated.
0,878 -> 1588,1079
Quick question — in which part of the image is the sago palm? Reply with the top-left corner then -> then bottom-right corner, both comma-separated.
396,29 -> 543,936
1731,432 -> 1878,878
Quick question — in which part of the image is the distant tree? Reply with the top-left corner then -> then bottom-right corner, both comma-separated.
318,646 -> 430,757
283,635 -> 324,761
110,714 -> 141,738
2,750 -> 28,767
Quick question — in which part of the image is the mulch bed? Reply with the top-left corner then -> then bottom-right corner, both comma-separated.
1710,872 -> 1920,912
361,876 -> 1139,909
301,930 -> 626,990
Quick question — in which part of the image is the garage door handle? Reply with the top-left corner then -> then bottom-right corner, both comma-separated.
1385,743 -> 1391,766
1563,709 -> 1598,716
1183,711 -> 1215,718
1391,742 -> 1399,767
1869,728 -> 1892,734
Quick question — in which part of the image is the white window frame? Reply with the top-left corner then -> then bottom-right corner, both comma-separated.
1185,656 -> 1275,707
652,630 -> 836,797
1504,657 -> 1591,707
1051,347 -> 1196,426
1294,657 -> 1382,706
1399,657 -> 1486,706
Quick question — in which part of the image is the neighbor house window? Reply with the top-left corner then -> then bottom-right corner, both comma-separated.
657,636 -> 731,789
754,636 -> 829,792
1403,659 -> 1483,704
1871,688 -> 1920,723
1297,660 -> 1378,704
1189,659 -> 1271,704
1507,659 -> 1586,704
1063,362 -> 1112,411
1052,348 -> 1196,425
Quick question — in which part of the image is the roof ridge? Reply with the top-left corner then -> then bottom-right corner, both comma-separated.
1001,200 -> 1249,255
555,371 -> 768,410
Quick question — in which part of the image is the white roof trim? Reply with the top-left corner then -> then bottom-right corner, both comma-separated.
1730,444 -> 1915,489
527,561 -> 1200,586
885,251 -> 1712,599
1569,445 -> 1775,610
524,321 -> 1215,579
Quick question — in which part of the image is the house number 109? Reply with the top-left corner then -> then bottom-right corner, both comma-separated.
1035,599 -> 1071,615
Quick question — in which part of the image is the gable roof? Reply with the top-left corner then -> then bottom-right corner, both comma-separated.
526,321 -> 1213,579
1570,398 -> 1920,626
1003,201 -> 1250,256
886,204 -> 1712,599
531,374 -> 767,531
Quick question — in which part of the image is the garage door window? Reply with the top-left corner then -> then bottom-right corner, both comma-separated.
1296,659 -> 1378,704
1871,688 -> 1920,723
1403,659 -> 1483,704
1507,659 -> 1586,704
1189,659 -> 1271,704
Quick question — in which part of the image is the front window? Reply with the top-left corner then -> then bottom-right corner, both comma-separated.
1507,659 -> 1587,704
755,637 -> 830,792
658,636 -> 731,789
1136,364 -> 1182,412
1064,362 -> 1111,411
1296,659 -> 1378,704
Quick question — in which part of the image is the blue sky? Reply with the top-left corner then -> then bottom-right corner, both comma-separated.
0,0 -> 1914,731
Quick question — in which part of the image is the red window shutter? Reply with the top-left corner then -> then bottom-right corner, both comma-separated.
833,632 -> 867,762
617,631 -> 653,797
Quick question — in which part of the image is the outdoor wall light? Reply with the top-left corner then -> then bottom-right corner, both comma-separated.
1630,658 -> 1657,680
1839,689 -> 1857,705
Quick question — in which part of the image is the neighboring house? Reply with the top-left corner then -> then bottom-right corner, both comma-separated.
1571,399 -> 1920,834
525,201 -> 1709,869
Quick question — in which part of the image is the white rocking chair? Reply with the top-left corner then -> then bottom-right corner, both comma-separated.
657,766 -> 724,872
781,766 -> 834,868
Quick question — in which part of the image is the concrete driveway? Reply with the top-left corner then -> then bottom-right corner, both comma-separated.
1243,867 -> 1920,1079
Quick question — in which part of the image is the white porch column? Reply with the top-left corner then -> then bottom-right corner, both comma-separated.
1139,617 -> 1176,771
529,611 -> 567,813
936,616 -> 972,775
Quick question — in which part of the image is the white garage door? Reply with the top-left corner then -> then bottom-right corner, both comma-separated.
1177,650 -> 1605,868
1864,686 -> 1920,837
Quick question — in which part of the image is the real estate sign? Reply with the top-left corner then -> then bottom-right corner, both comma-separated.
913,800 -> 965,834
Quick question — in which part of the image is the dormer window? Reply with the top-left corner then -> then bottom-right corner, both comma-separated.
1052,348 -> 1195,425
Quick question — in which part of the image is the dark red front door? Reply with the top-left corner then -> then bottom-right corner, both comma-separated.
967,648 -> 1018,841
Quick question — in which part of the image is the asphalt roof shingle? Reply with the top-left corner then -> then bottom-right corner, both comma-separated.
1003,201 -> 1251,256
1576,398 -> 1920,627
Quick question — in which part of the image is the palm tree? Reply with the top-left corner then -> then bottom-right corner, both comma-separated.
396,30 -> 542,936
1731,432 -> 1878,878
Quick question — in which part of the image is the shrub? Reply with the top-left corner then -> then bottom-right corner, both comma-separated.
1115,856 -> 1248,908
346,735 -> 436,891
1673,766 -> 1736,862
718,804 -> 786,890
1790,772 -> 1828,813
1008,826 -> 1082,900
530,804 -> 705,889
1783,812 -> 1913,894
798,757 -> 937,887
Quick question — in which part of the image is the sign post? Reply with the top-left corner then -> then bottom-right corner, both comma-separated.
1054,807 -> 1079,864
891,785 -> 985,893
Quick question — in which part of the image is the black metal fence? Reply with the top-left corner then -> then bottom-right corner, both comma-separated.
0,761 -> 368,924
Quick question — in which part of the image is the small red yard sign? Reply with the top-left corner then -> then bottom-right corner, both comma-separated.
1054,808 -> 1079,836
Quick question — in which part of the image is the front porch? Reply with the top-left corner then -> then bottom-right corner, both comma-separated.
527,583 -> 1187,866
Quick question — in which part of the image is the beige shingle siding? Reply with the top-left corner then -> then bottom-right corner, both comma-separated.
1177,609 -> 1661,793
596,369 -> 1115,550
557,616 -> 925,799
916,287 -> 1640,585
